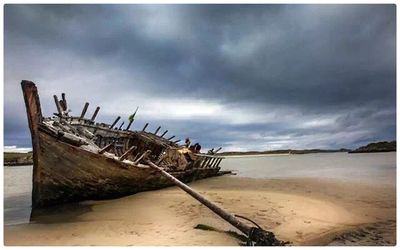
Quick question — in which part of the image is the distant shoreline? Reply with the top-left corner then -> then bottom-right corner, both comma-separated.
348,141 -> 396,154
218,140 -> 396,156
218,150 -> 396,157
220,153 -> 291,158
217,149 -> 349,156
4,152 -> 33,166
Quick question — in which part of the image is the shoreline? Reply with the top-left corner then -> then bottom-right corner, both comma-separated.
220,153 -> 290,158
219,151 -> 396,158
4,176 -> 396,246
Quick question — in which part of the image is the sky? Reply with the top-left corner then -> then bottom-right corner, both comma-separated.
4,4 -> 396,152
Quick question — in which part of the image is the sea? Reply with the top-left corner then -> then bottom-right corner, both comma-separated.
4,152 -> 396,226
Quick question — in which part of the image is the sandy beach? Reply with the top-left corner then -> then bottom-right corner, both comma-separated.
4,175 -> 396,246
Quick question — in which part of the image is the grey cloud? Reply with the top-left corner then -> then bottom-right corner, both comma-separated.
4,4 -> 396,151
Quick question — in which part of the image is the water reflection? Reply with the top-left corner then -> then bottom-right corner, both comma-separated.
30,202 -> 93,224
220,152 -> 396,185
4,165 -> 93,225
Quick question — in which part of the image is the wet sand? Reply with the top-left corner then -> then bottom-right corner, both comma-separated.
4,176 -> 396,246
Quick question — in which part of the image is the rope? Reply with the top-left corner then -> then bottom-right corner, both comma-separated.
234,214 -> 263,229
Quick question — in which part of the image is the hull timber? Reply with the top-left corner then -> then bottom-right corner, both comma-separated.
35,131 -> 220,206
21,80 -> 225,207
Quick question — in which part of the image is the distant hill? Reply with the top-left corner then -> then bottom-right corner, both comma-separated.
4,152 -> 33,166
218,148 -> 350,156
349,141 -> 396,153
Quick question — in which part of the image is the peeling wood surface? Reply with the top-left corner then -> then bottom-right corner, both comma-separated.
21,80 -> 43,208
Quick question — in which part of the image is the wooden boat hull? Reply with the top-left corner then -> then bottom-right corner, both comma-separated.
34,130 -> 219,207
21,80 -> 223,207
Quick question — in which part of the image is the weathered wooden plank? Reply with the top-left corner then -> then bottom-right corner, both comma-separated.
118,121 -> 125,130
110,116 -> 121,129
160,130 -> 168,137
134,150 -> 151,165
21,80 -> 43,208
59,100 -> 66,111
154,126 -> 161,135
90,106 -> 100,121
39,125 -> 88,147
215,158 -> 223,168
80,102 -> 89,119
212,158 -> 221,168
61,93 -> 67,110
126,119 -> 134,130
53,95 -> 62,116
208,158 -> 217,168
119,146 -> 137,161
200,156 -> 209,168
142,123 -> 149,131
98,142 -> 115,154
214,147 -> 222,153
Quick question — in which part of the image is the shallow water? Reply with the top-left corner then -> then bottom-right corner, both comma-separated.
4,165 -> 33,225
3,152 -> 396,226
220,152 -> 396,185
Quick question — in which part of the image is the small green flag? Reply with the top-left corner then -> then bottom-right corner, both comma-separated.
129,106 -> 139,123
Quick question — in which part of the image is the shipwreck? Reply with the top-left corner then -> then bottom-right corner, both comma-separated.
21,80 -> 227,208
21,80 -> 287,246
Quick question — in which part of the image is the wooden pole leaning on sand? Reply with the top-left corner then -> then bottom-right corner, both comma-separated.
143,159 -> 287,246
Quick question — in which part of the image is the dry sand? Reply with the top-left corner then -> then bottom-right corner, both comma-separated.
4,176 -> 396,246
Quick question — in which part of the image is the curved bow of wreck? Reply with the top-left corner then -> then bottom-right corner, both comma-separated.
21,80 -> 226,207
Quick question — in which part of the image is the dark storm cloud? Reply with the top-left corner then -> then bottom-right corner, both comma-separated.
4,4 -> 396,151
